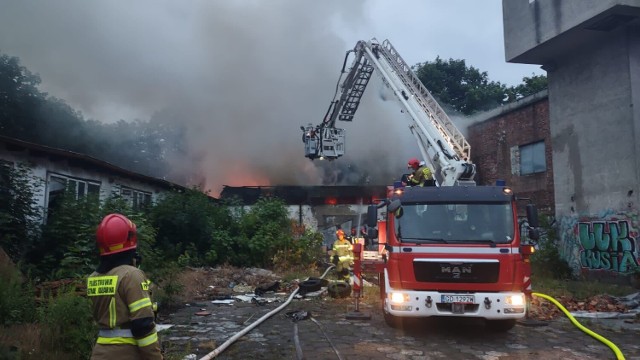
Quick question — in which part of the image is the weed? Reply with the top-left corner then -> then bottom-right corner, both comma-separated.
0,323 -> 40,359
533,276 -> 635,300
39,288 -> 96,360
530,215 -> 574,280
153,262 -> 185,310
0,261 -> 35,325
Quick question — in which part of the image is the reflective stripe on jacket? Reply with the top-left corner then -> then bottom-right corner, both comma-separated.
88,265 -> 162,360
333,240 -> 353,262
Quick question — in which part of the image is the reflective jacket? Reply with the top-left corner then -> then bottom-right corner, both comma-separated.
409,166 -> 433,187
332,238 -> 353,263
87,265 -> 162,360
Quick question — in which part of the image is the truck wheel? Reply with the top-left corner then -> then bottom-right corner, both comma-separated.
382,301 -> 405,328
383,311 -> 406,328
485,319 -> 516,332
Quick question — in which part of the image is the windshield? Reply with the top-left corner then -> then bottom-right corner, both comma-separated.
394,203 -> 515,244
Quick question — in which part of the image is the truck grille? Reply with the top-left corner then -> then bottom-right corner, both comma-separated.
414,261 -> 499,283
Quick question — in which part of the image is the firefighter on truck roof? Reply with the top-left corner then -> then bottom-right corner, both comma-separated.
87,213 -> 163,360
406,157 -> 433,187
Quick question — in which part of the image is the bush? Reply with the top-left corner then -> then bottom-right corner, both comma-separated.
530,215 -> 573,280
0,163 -> 43,265
272,225 -> 324,271
39,289 -> 96,360
152,262 -> 184,310
0,261 -> 35,325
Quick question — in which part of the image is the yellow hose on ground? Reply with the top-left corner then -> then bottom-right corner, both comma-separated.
531,292 -> 625,360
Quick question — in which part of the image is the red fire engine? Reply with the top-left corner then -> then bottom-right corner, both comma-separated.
302,39 -> 540,331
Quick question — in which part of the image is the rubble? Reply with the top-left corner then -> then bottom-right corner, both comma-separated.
528,293 -> 630,321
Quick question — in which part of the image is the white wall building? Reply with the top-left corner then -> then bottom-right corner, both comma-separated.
0,135 -> 185,222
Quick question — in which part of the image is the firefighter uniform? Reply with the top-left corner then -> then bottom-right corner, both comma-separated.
88,213 -> 162,360
332,229 -> 353,281
409,165 -> 433,186
87,265 -> 161,359
407,157 -> 433,187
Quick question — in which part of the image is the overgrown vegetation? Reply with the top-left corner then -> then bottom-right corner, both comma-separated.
530,215 -> 574,281
0,167 -> 324,359
38,288 -> 97,359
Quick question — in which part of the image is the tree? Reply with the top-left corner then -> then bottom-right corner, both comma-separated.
505,74 -> 548,102
150,187 -> 232,265
0,54 -> 46,140
413,57 -> 547,115
0,163 -> 42,264
413,57 -> 507,115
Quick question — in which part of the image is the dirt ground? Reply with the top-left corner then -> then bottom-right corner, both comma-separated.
163,266 -> 631,322
157,267 -> 640,360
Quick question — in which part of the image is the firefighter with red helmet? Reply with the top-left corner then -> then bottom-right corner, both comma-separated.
406,157 -> 433,187
332,229 -> 353,281
87,214 -> 162,360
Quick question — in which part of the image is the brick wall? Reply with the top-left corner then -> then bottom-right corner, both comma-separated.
468,98 -> 555,215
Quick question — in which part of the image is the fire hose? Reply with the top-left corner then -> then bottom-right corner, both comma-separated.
532,292 -> 625,360
198,265 -> 336,360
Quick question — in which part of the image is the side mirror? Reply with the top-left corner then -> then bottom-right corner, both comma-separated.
388,199 -> 401,213
388,199 -> 403,219
526,204 -> 539,228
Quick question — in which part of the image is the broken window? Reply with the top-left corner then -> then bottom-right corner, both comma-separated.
119,186 -> 152,211
46,173 -> 101,220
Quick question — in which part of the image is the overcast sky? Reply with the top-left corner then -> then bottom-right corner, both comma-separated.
0,0 -> 544,193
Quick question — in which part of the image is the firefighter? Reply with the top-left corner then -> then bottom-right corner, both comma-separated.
406,157 -> 433,187
87,213 -> 163,360
332,229 -> 353,281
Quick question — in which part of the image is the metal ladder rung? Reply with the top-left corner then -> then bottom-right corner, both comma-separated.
379,40 -> 470,161
340,61 -> 374,122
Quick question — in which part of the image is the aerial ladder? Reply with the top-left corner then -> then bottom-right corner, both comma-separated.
301,39 -> 476,186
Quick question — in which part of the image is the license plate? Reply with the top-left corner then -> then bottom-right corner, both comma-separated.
441,294 -> 474,303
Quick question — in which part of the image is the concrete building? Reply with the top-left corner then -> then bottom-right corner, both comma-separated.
503,0 -> 640,279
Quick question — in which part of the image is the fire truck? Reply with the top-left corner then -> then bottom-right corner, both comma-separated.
302,39 -> 540,331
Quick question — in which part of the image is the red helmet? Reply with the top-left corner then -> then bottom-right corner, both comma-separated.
96,214 -> 138,256
407,157 -> 420,170
336,229 -> 345,237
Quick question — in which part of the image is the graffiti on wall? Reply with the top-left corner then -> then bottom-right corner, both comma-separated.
559,209 -> 640,275
579,220 -> 638,272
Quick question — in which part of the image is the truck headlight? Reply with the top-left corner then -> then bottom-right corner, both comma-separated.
505,294 -> 524,306
389,292 -> 410,304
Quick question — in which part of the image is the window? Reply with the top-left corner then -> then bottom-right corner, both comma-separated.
120,186 -> 152,210
47,174 -> 100,218
519,141 -> 546,175
394,203 -> 515,244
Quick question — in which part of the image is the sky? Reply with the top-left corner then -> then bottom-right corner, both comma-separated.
0,0 -> 544,194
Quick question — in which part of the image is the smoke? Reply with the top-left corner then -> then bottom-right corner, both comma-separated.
0,0 -> 417,194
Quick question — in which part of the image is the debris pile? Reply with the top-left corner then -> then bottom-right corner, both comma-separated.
528,294 -> 628,320
172,266 -> 294,302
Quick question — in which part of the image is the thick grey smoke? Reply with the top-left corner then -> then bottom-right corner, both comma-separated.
0,0 -> 418,193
